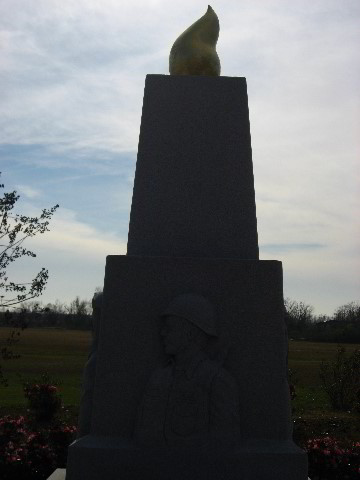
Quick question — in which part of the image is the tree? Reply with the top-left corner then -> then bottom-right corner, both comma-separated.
0,173 -> 58,308
0,173 -> 58,384
284,298 -> 315,340
284,298 -> 314,331
67,296 -> 92,317
333,301 -> 360,323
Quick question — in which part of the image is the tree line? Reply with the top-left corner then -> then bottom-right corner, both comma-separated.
0,297 -> 93,330
0,296 -> 359,342
285,299 -> 360,343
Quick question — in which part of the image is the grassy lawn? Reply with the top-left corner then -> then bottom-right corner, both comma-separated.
0,328 -> 359,441
0,328 -> 90,409
288,340 -> 360,443
288,340 -> 360,413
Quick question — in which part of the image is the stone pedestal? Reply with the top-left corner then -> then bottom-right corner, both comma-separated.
87,256 -> 290,439
52,468 -> 313,480
67,436 -> 307,480
66,75 -> 308,479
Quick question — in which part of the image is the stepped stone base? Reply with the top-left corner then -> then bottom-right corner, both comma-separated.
66,435 -> 308,480
90,255 -> 291,439
50,468 -> 312,480
65,255 -> 308,478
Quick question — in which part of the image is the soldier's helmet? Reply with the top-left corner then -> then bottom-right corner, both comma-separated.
161,293 -> 218,337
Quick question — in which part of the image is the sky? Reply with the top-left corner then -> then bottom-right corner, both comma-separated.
1,0 -> 359,316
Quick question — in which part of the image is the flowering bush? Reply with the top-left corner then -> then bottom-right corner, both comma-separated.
0,415 -> 56,480
48,424 -> 77,467
305,436 -> 360,480
0,415 -> 76,480
23,374 -> 62,422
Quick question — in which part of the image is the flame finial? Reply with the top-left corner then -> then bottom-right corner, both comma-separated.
169,5 -> 220,76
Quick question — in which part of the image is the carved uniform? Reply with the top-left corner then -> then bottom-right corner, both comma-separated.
136,351 -> 240,447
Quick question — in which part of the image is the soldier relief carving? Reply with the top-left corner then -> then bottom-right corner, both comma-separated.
135,294 -> 240,447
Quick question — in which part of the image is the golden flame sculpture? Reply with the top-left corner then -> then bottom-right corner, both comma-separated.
169,5 -> 220,76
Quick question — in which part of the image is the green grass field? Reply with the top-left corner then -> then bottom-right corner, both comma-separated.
0,327 -> 359,435
0,328 -> 90,408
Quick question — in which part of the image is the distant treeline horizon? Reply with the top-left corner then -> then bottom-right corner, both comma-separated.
284,298 -> 360,343
0,297 -> 359,343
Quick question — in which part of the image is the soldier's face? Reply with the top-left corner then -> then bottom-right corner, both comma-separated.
160,315 -> 190,355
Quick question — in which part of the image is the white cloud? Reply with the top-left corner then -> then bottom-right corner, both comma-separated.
15,184 -> 42,199
4,206 -> 127,305
28,207 -> 126,257
1,0 -> 359,313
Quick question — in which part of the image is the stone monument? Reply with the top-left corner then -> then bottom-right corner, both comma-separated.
66,6 -> 308,479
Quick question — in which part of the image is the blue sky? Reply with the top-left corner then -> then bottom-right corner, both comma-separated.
1,0 -> 359,315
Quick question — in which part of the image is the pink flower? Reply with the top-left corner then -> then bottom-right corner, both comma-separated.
26,433 -> 37,442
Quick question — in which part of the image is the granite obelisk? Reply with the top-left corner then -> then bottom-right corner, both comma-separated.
66,6 -> 308,479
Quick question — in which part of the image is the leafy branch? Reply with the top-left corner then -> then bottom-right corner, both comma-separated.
0,173 -> 58,308
0,173 -> 58,386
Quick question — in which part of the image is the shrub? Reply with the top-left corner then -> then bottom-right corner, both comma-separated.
0,415 -> 55,480
0,415 -> 76,480
23,374 -> 62,422
48,424 -> 77,467
306,436 -> 360,480
319,347 -> 360,411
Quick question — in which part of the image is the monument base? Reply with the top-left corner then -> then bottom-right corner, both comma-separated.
91,256 -> 291,440
66,256 -> 308,479
66,435 -> 308,480
51,470 -> 312,480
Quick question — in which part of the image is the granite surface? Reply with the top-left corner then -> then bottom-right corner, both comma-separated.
66,73 -> 308,479
52,469 -> 312,480
66,436 -> 308,480
127,75 -> 259,260
90,255 -> 290,441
